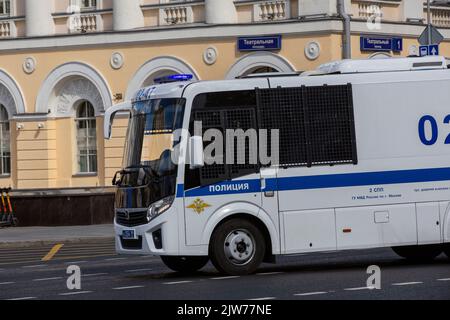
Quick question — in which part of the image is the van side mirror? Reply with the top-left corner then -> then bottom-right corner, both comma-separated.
189,136 -> 204,169
104,101 -> 132,139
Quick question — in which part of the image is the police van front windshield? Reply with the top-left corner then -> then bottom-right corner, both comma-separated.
118,98 -> 185,188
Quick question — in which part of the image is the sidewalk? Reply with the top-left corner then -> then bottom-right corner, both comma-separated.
0,224 -> 114,248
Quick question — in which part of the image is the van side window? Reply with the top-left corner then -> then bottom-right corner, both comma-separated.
256,84 -> 358,168
184,91 -> 259,190
184,85 -> 358,191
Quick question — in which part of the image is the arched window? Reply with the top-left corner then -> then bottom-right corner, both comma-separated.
245,66 -> 278,75
75,101 -> 97,173
0,105 -> 10,175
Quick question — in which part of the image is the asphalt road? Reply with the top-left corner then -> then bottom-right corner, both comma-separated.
0,241 -> 449,300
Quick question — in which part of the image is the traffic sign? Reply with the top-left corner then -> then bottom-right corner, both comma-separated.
419,44 -> 440,57
419,46 -> 428,57
418,25 -> 444,46
429,44 -> 439,56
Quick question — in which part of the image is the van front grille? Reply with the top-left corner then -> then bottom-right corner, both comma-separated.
116,209 -> 148,227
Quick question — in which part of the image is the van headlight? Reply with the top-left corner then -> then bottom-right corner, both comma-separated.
147,196 -> 175,222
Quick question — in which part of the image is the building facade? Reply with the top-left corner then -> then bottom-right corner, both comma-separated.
0,0 -> 450,191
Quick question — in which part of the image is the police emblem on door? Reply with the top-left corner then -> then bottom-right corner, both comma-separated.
187,199 -> 211,214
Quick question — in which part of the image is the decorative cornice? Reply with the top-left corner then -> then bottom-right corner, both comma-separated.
0,19 -> 344,51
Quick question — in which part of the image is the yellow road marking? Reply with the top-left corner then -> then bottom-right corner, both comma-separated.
41,244 -> 64,262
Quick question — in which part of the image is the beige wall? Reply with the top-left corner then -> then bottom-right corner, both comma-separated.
0,24 -> 449,190
0,35 -> 340,115
0,34 -> 342,189
15,120 -> 57,189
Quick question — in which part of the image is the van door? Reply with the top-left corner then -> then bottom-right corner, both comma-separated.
183,90 -> 263,246
256,83 -> 358,254
260,167 -> 281,252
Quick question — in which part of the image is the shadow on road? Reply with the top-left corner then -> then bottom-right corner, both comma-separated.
125,249 -> 450,280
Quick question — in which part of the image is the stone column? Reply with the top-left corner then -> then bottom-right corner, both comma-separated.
205,0 -> 237,24
298,0 -> 351,18
25,0 -> 55,37
402,0 -> 424,22
113,0 -> 144,31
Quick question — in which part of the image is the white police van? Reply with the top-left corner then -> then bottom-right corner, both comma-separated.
105,56 -> 450,275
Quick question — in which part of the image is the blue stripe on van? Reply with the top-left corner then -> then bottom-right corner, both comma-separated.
182,179 -> 261,198
178,167 -> 450,197
277,167 -> 450,191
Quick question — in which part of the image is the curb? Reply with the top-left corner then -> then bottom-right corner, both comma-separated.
0,237 -> 115,249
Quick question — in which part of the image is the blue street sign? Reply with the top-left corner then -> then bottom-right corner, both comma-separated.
428,44 -> 439,56
238,36 -> 282,52
392,37 -> 403,52
419,44 -> 439,57
419,45 -> 429,57
360,36 -> 403,52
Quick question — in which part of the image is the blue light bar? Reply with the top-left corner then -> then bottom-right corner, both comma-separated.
154,74 -> 194,84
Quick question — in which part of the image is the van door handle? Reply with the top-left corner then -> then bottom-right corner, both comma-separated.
261,177 -> 275,197
264,191 -> 275,198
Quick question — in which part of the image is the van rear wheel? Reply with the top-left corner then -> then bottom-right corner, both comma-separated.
444,245 -> 450,259
161,256 -> 209,274
209,218 -> 265,276
392,245 -> 442,261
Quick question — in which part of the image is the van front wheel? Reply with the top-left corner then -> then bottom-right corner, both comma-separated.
209,218 -> 266,276
161,256 -> 209,274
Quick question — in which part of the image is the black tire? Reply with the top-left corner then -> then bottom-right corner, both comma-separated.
392,245 -> 442,261
160,256 -> 209,273
443,244 -> 450,259
209,218 -> 266,276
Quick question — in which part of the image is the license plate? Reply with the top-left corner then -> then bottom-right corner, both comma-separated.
122,229 -> 137,240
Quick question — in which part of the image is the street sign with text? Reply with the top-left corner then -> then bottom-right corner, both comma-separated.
360,36 -> 403,52
238,36 -> 282,52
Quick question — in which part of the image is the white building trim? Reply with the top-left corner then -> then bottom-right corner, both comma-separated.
113,0 -> 144,31
125,56 -> 200,101
35,62 -> 113,117
0,19 -> 449,52
0,20 -> 344,52
225,51 -> 296,79
205,0 -> 237,24
0,69 -> 26,117
25,0 -> 55,37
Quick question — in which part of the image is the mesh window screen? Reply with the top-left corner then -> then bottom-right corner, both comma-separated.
194,110 -> 227,185
192,108 -> 258,186
256,84 -> 357,168
257,87 -> 307,167
225,109 -> 258,178
304,85 -> 356,165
